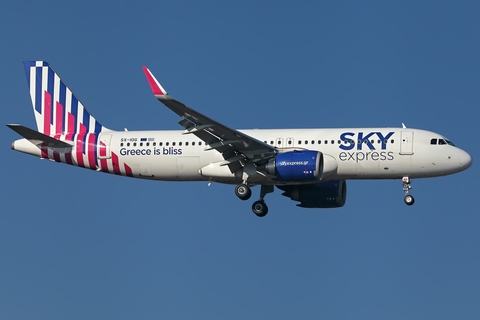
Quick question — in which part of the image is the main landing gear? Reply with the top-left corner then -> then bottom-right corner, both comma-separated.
402,176 -> 415,206
235,183 -> 252,200
235,183 -> 273,217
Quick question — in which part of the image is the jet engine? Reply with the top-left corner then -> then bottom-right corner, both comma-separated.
264,150 -> 323,181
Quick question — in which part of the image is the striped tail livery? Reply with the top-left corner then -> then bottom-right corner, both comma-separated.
8,61 -> 133,176
24,61 -> 106,136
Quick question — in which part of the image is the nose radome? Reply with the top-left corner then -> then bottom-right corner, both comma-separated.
459,149 -> 472,171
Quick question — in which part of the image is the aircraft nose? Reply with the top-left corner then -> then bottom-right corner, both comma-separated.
458,149 -> 472,171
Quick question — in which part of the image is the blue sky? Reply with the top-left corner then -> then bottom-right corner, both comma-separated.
1,1 -> 479,319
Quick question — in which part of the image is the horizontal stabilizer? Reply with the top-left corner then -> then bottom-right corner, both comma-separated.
7,124 -> 73,148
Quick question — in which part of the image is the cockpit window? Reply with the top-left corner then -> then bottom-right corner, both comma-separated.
432,138 -> 455,146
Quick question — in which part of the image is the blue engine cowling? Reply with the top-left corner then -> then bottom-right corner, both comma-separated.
277,180 -> 347,208
265,150 -> 324,182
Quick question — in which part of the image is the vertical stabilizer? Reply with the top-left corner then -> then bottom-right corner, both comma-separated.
23,61 -> 108,138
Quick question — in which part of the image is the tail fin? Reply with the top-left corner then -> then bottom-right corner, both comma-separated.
23,61 -> 108,138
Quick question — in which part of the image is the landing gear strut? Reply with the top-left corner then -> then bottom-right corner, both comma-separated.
402,176 -> 415,206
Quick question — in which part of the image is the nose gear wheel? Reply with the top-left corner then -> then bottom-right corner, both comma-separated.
402,177 -> 415,206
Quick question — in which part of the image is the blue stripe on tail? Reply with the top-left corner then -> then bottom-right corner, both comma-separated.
23,61 -> 108,135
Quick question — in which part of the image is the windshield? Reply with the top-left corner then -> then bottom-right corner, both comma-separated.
431,138 -> 456,146
446,139 -> 455,146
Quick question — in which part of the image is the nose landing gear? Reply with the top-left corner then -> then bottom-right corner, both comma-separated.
402,177 -> 415,206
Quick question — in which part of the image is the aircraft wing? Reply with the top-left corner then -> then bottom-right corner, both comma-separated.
142,67 -> 277,169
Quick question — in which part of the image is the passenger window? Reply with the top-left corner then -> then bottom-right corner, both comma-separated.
133,143 -> 137,146
305,140 -> 308,145
166,142 -> 169,146
338,140 -> 341,144
127,142 -> 130,147
288,140 -> 292,145
159,142 -> 163,146
179,142 -> 182,146
172,142 -> 176,146
298,141 -> 302,145
270,141 -> 274,145
318,140 -> 322,144
277,140 -> 281,145
192,142 -> 195,146
325,140 -> 328,144
391,139 -> 394,144
199,142 -> 202,146
153,142 -> 156,146
120,143 -> 124,147
140,142 -> 143,146
311,140 -> 315,144
185,142 -> 189,146
146,142 -> 149,146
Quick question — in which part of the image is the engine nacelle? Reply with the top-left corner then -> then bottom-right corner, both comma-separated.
278,180 -> 347,208
265,150 -> 323,182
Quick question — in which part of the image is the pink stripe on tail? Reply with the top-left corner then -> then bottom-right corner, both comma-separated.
55,101 -> 63,135
43,91 -> 51,135
67,112 -> 75,136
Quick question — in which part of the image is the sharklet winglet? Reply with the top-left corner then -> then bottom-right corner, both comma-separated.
142,66 -> 167,96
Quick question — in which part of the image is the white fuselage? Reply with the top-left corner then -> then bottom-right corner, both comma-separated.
13,127 -> 469,184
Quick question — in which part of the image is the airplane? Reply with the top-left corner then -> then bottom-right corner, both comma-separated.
8,61 -> 472,217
